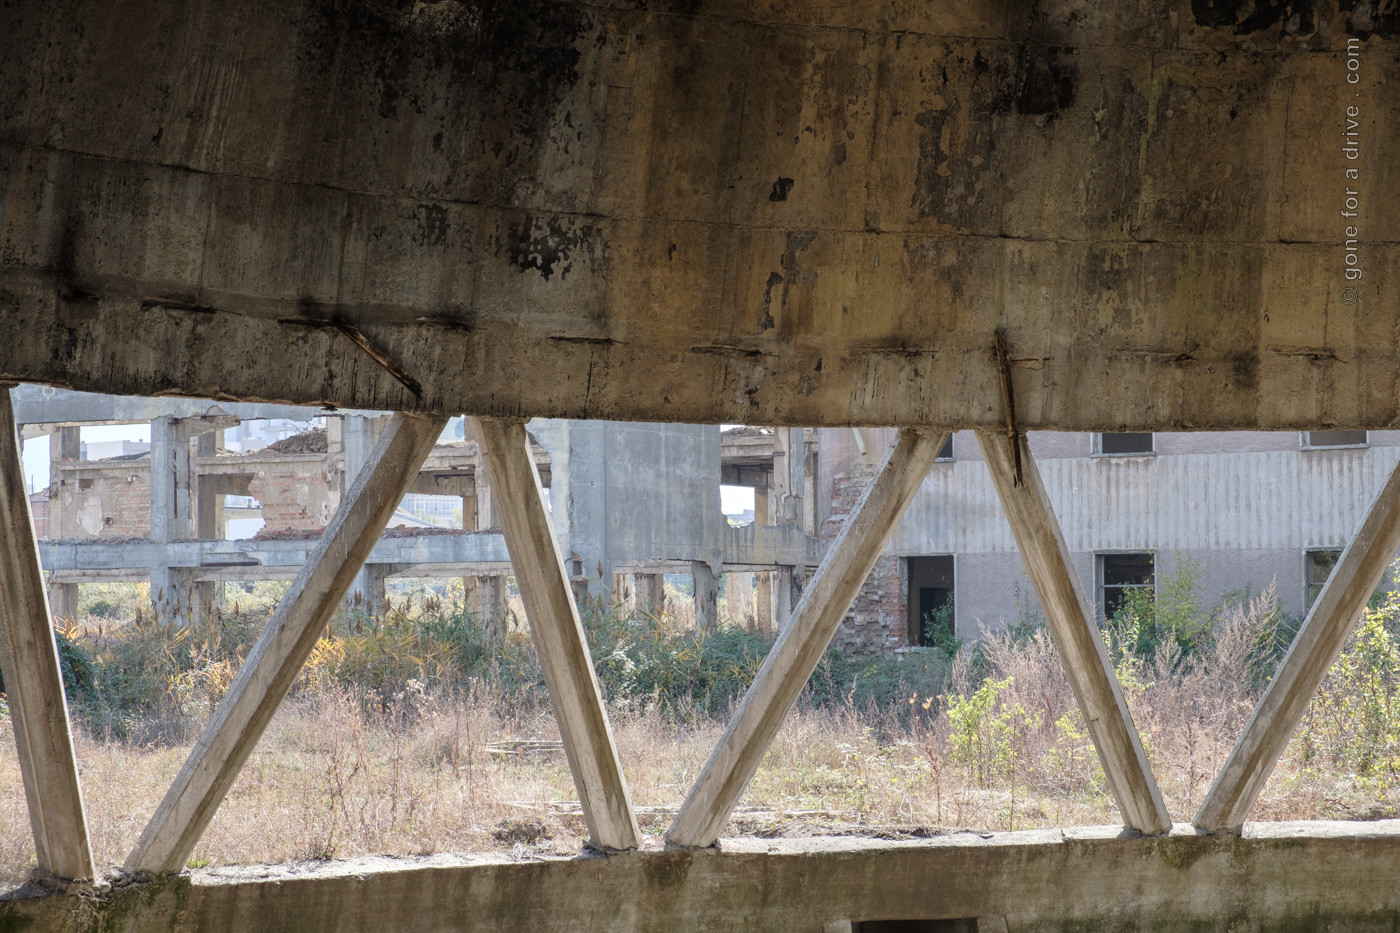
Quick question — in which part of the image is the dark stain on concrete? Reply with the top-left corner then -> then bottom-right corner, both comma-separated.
297,0 -> 592,143
1340,0 -> 1400,38
911,44 -> 1075,223
769,177 -> 795,202
411,203 -> 450,247
505,214 -> 599,280
989,45 -> 1077,118
1190,0 -> 1316,36
759,272 -> 782,332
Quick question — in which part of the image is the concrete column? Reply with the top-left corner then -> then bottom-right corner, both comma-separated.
467,575 -> 507,620
728,572 -> 754,630
49,583 -> 79,624
634,573 -> 666,619
344,414 -> 391,610
772,427 -> 804,526
0,389 -> 95,882
694,562 -> 719,631
193,431 -> 225,618
356,564 -> 390,614
755,572 -> 773,637
43,430 -> 63,544
978,430 -> 1169,835
473,416 -> 640,851
773,566 -> 795,630
51,426 -> 79,462
476,478 -> 495,530
754,485 -> 770,526
149,417 -> 194,620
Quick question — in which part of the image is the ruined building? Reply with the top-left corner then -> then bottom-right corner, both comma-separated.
4,0 -> 1400,927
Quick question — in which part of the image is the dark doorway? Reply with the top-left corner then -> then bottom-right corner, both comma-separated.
906,555 -> 955,646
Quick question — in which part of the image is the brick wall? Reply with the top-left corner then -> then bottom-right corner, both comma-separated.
823,467 -> 909,656
246,456 -> 340,533
49,454 -> 340,539
29,494 -> 48,539
51,462 -> 152,538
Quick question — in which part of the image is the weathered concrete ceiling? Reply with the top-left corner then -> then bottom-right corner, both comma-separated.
1,0 -> 1396,428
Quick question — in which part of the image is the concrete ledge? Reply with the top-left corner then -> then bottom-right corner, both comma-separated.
7,822 -> 1400,931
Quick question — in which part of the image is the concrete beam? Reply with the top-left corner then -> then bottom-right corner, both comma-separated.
976,430 -> 1170,835
126,412 -> 450,873
0,389 -> 94,882
20,823 -> 1400,931
7,386 -> 350,427
1195,456 -> 1400,833
471,417 -> 640,851
667,429 -> 945,847
3,5 -> 1398,430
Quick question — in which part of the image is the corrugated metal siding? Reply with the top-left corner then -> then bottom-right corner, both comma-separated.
888,446 -> 1400,556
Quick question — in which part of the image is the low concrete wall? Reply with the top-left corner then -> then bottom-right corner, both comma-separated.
7,823 -> 1400,931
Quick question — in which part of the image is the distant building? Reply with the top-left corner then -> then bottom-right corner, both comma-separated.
823,429 -> 1397,654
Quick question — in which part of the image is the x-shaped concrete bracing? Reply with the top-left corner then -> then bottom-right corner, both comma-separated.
7,408 -> 1400,880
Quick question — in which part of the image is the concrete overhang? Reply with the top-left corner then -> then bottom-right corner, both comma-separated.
2,2 -> 1396,430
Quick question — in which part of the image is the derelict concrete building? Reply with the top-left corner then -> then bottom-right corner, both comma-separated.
4,0 -> 1400,927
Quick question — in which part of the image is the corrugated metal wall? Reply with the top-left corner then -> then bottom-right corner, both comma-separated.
888,438 -> 1400,557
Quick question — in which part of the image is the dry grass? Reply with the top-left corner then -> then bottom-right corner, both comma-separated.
5,586 -> 1400,883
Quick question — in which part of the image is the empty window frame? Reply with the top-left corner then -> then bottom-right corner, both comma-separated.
1305,548 -> 1342,608
907,555 -> 955,646
1098,552 -> 1154,619
1303,430 -> 1368,449
1095,433 -> 1154,456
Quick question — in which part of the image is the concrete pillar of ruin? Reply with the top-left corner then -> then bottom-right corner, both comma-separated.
149,416 -> 194,621
728,571 -> 754,631
634,572 -> 666,619
755,571 -> 773,637
693,561 -> 718,631
46,426 -> 80,615
343,414 -> 391,611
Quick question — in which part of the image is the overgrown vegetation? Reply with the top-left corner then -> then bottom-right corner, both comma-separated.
6,563 -> 1400,879
43,582 -> 959,742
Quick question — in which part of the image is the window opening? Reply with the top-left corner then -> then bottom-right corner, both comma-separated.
1303,430 -> 1367,449
936,435 -> 954,461
1305,548 -> 1342,608
1099,552 -> 1154,619
1096,433 -> 1153,456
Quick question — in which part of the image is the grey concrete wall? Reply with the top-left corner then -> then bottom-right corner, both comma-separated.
532,420 -> 723,597
11,824 -> 1400,931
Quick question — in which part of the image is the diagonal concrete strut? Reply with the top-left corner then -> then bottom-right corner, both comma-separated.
666,429 -> 947,848
977,430 -> 1170,834
127,412 -> 450,873
1195,455 -> 1400,833
471,417 -> 640,850
0,386 -> 96,882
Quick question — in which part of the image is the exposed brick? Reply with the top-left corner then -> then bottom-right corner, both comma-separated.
823,467 -> 909,656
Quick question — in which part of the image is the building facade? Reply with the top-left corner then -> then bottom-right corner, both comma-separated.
824,428 -> 1400,654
